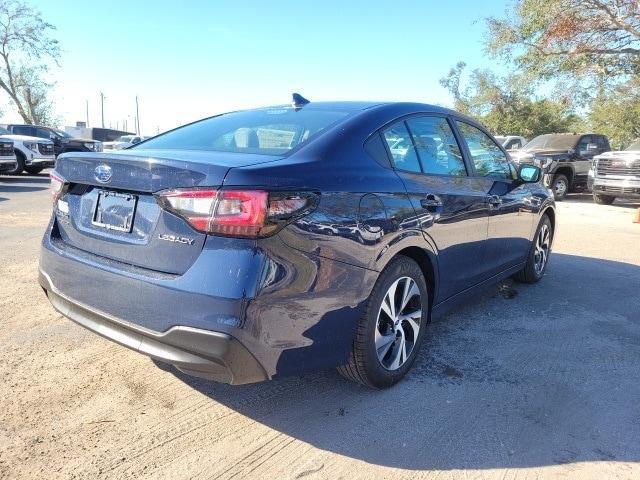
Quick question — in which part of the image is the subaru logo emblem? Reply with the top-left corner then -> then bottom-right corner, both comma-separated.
94,164 -> 112,183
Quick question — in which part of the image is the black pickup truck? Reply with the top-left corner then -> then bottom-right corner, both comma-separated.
7,124 -> 102,156
510,133 -> 610,200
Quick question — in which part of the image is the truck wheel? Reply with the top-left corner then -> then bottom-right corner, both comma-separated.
551,174 -> 569,200
593,193 -> 615,205
4,150 -> 25,175
23,165 -> 44,175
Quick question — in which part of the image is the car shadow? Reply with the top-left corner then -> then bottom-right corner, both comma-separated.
162,253 -> 640,470
0,173 -> 51,183
565,193 -> 640,209
0,173 -> 50,194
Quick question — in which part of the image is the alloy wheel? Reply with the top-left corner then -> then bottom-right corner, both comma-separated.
534,223 -> 551,275
374,276 -> 422,370
554,179 -> 567,197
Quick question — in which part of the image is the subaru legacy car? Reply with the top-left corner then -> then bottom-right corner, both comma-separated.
40,97 -> 555,388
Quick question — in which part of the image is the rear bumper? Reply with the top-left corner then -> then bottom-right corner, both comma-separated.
39,269 -> 268,384
39,217 -> 375,382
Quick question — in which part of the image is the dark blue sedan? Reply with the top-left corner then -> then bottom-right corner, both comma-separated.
39,96 -> 555,388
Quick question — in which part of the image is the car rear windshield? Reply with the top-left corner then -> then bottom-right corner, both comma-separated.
523,134 -> 579,150
134,107 -> 350,155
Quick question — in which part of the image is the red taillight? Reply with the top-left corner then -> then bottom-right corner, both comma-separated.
156,188 -> 317,238
50,171 -> 66,204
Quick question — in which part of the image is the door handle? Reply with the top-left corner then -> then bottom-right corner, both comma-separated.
420,194 -> 443,210
487,194 -> 502,207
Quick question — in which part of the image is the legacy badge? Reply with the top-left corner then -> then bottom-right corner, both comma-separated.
158,234 -> 194,245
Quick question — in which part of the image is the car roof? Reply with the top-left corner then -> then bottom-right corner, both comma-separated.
250,101 -> 464,116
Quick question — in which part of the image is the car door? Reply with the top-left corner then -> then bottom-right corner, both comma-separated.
575,135 -> 598,179
381,115 -> 490,301
454,121 -> 537,276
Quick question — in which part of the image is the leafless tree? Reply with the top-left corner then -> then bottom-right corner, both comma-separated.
0,0 -> 60,124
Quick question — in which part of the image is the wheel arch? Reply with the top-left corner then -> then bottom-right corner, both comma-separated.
554,166 -> 574,186
393,246 -> 437,321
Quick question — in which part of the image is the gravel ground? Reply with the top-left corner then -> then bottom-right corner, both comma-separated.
1,173 -> 639,480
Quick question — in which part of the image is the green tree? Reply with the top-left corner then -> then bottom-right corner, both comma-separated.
440,63 -> 579,138
486,0 -> 640,80
0,0 -> 60,124
587,77 -> 640,148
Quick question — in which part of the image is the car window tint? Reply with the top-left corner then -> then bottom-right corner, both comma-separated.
13,126 -> 33,136
136,107 -> 349,156
382,122 -> 421,173
577,135 -> 592,151
595,136 -> 608,150
456,122 -> 511,180
406,116 -> 466,176
36,128 -> 52,139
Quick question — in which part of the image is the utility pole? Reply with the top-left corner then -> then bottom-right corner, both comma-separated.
100,92 -> 106,128
135,96 -> 140,134
86,100 -> 89,127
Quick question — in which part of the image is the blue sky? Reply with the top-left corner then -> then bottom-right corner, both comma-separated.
16,0 -> 512,134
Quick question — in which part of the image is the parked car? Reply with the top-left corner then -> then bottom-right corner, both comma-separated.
39,98 -> 555,388
7,124 -> 102,156
0,127 -> 55,174
495,135 -> 527,151
510,133 -> 610,200
103,134 -> 146,151
588,139 -> 640,205
0,139 -> 17,173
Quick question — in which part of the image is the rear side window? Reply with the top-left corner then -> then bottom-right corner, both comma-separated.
382,122 -> 421,173
134,107 -> 349,155
456,122 -> 511,180
12,126 -> 34,136
406,116 -> 466,176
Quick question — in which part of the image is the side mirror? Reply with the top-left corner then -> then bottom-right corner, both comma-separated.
519,164 -> 541,183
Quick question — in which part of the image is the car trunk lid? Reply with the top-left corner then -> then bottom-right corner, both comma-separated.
53,150 -> 283,274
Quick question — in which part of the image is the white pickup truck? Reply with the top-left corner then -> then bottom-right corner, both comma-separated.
589,139 -> 640,204
0,138 -> 17,173
0,127 -> 55,174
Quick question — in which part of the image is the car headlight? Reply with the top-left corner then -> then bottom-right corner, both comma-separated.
24,141 -> 38,151
533,156 -> 554,168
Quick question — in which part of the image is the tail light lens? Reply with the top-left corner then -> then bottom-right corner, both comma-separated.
156,188 -> 318,238
50,171 -> 67,204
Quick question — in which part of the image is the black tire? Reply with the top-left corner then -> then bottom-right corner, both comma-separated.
593,193 -> 615,205
338,255 -> 429,388
4,150 -> 25,175
23,165 -> 44,175
514,214 -> 553,284
551,174 -> 569,200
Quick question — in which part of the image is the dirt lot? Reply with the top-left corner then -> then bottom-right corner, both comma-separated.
1,173 -> 639,480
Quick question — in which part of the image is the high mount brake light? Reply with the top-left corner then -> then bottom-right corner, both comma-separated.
155,189 -> 318,238
50,171 -> 67,204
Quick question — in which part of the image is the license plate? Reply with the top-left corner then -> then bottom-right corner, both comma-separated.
92,191 -> 138,232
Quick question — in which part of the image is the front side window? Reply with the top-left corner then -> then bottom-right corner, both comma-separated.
135,107 -> 349,156
456,122 -> 511,180
405,116 -> 466,176
382,122 -> 421,173
505,138 -> 522,150
577,135 -> 593,152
